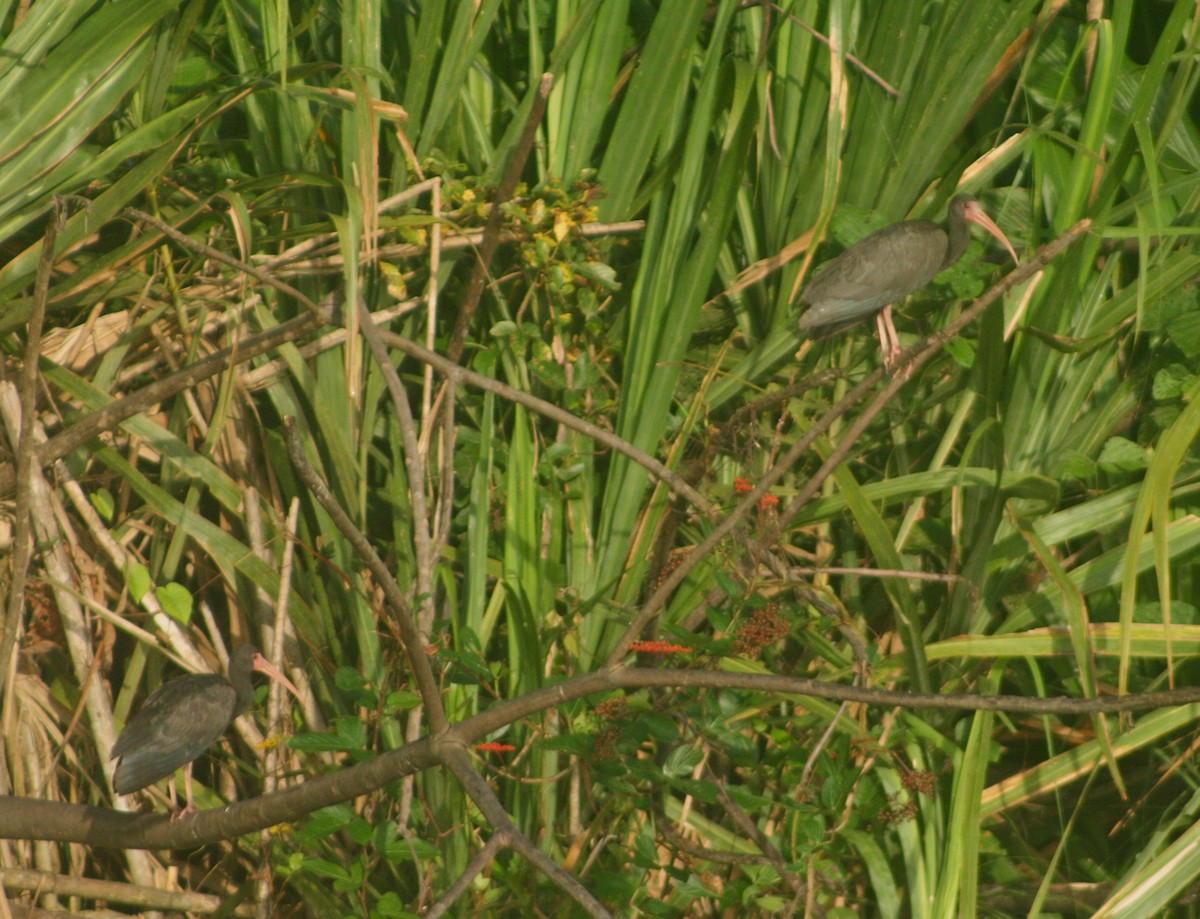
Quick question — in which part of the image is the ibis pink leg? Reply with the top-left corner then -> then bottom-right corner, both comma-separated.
876,305 -> 903,371
170,764 -> 199,821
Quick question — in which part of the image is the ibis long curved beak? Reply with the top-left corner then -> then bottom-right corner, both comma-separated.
963,199 -> 1019,265
251,652 -> 302,702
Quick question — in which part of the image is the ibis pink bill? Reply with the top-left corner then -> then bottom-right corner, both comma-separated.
799,195 -> 1019,368
111,645 -> 299,818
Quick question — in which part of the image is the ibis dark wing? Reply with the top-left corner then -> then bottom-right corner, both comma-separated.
799,222 -> 949,335
111,674 -> 238,794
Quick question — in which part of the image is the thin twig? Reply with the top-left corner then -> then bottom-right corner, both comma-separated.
367,327 -> 716,515
0,867 -> 255,916
440,744 -> 612,918
422,835 -> 506,919
705,762 -> 804,892
445,73 -> 555,363
281,416 -> 449,734
353,300 -> 441,798
123,207 -> 321,313
0,202 -> 59,682
762,2 -> 901,97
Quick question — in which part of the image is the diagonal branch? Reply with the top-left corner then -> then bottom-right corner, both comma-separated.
281,417 -> 449,734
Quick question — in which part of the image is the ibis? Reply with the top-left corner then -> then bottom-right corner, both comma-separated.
111,645 -> 299,818
799,195 -> 1019,367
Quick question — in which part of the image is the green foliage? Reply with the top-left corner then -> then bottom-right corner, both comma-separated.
8,0 -> 1200,916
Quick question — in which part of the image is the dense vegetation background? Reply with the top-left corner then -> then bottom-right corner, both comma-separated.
1,0 -> 1199,916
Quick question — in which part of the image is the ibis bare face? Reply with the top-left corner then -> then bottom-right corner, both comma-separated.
799,195 -> 1018,366
111,645 -> 299,818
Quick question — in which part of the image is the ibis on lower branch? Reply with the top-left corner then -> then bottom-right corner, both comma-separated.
111,645 -> 299,818
798,195 -> 1019,367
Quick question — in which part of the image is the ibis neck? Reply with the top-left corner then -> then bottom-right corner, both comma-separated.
231,677 -> 256,716
226,645 -> 260,716
943,220 -> 970,270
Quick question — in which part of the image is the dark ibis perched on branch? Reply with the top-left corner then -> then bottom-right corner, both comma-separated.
799,195 -> 1019,367
111,645 -> 299,818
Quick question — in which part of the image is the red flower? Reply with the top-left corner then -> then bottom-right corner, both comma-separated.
734,477 -> 753,493
475,742 -> 517,753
